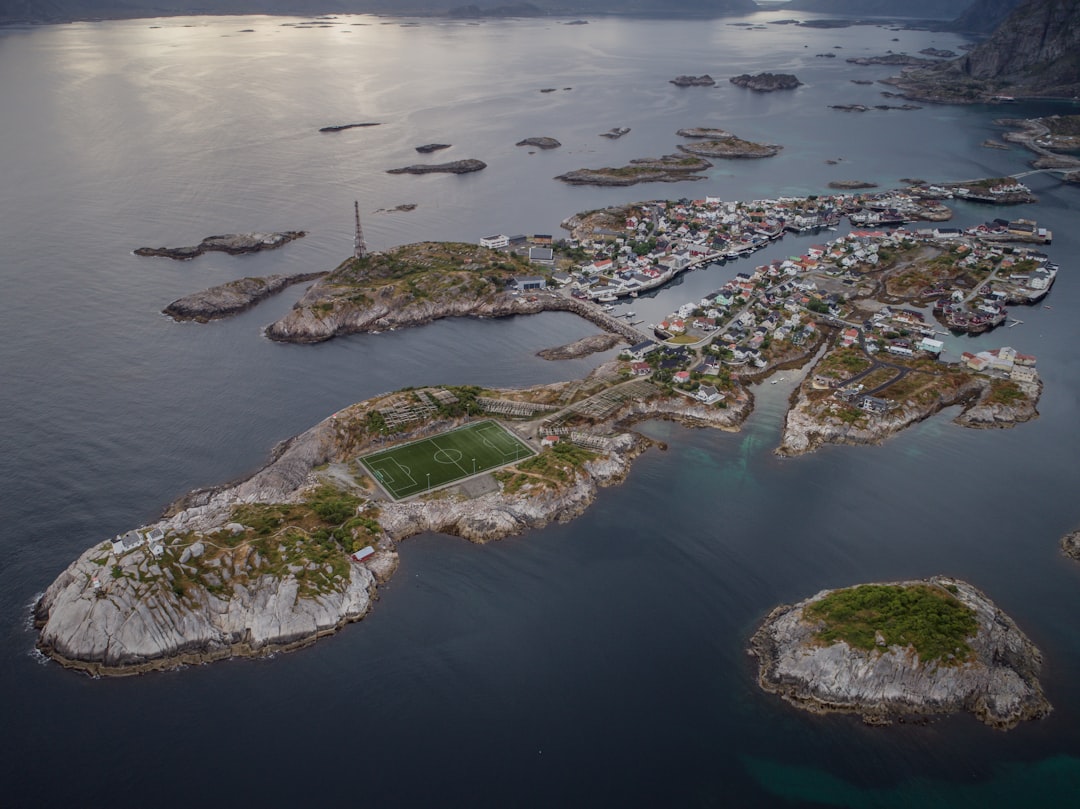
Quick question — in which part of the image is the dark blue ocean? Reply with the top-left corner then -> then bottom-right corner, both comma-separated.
1,10 -> 1079,807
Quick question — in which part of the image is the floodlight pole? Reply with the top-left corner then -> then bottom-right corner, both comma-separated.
472,458 -> 476,475
427,472 -> 431,491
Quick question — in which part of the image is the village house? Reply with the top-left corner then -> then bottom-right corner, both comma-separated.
480,234 -> 509,249
696,385 -> 723,404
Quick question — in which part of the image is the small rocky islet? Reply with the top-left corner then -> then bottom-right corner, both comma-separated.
163,273 -> 325,323
318,122 -> 381,133
749,577 -> 1051,729
387,159 -> 486,175
133,231 -> 306,260
536,333 -> 621,360
554,154 -> 712,186
516,136 -> 561,149
729,72 -> 802,92
669,74 -> 716,87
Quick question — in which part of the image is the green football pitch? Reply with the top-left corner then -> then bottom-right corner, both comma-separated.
358,420 -> 536,500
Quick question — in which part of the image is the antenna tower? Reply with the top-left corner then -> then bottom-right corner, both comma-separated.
353,200 -> 367,260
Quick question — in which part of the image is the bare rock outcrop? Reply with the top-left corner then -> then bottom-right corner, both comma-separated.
516,136 -> 561,149
1061,529 -> 1080,560
387,159 -> 486,175
36,541 -> 377,675
670,74 -> 716,87
537,333 -> 622,360
749,577 -> 1051,729
954,381 -> 1040,428
163,272 -> 325,323
134,231 -> 306,260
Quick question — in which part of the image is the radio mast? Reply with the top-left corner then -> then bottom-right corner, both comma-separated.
353,200 -> 367,259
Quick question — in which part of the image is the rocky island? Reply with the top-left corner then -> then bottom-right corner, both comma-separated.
264,243 -> 550,343
163,273 -> 326,323
775,228 -> 1049,456
676,127 -> 733,139
670,74 -> 716,87
677,135 -> 781,159
554,154 -> 712,186
536,333 -> 622,360
516,136 -> 561,149
749,577 -> 1051,729
828,180 -> 878,189
134,231 -> 306,260
415,143 -> 451,153
35,364 -> 751,675
387,159 -> 486,175
729,72 -> 802,92
319,122 -> 381,133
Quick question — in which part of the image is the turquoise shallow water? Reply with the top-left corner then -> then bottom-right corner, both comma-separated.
1,11 -> 1079,807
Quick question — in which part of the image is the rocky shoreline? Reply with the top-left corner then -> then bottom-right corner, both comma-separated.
749,577 -> 1051,729
134,231 -> 306,260
776,374 -> 1037,457
33,383 -> 748,676
163,272 -> 325,323
267,279 -> 645,345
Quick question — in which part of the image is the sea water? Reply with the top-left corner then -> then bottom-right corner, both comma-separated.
1,11 -> 1079,807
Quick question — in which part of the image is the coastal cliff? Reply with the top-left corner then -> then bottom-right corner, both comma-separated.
885,0 -> 1080,101
749,577 -> 1051,729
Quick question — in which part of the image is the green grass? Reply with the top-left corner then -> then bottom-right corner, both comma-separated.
987,379 -> 1027,405
358,420 -> 535,500
806,583 -> 978,663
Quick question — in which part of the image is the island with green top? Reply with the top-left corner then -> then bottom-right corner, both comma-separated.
749,577 -> 1051,729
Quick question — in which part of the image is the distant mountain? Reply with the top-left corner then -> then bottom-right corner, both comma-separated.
558,0 -> 757,11
947,0 -> 1024,32
886,0 -> 1080,100
781,0 -> 974,18
958,0 -> 1080,86
0,0 -> 758,24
